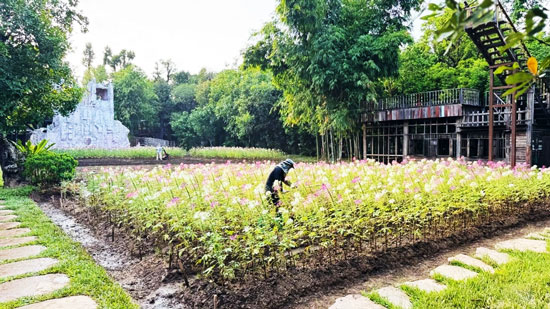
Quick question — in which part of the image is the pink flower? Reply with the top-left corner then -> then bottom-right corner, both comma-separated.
229,234 -> 237,241
352,177 -> 360,184
126,191 -> 138,199
354,199 -> 362,205
210,201 -> 219,208
166,197 -> 180,208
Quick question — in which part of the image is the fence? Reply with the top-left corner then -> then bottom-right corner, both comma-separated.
365,88 -> 481,112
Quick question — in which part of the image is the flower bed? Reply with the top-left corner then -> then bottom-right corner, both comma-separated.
76,158 -> 550,282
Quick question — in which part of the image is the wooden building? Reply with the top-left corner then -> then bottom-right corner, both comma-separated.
361,86 -> 550,166
360,1 -> 550,167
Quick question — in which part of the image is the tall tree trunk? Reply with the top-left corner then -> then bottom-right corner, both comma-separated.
337,133 -> 343,161
316,134 -> 319,160
321,133 -> 326,161
348,137 -> 352,160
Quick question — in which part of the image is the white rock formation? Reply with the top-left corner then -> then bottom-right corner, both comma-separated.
30,80 -> 130,149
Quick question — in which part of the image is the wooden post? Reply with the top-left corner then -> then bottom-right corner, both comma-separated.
489,68 -> 494,161
456,119 -> 462,159
403,121 -> 409,158
362,124 -> 367,160
526,86 -> 535,165
511,91 -> 517,167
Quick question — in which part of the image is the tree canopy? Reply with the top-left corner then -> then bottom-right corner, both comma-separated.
0,0 -> 87,135
244,0 -> 421,136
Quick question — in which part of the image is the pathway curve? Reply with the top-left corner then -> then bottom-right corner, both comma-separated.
329,225 -> 550,309
0,199 -> 97,307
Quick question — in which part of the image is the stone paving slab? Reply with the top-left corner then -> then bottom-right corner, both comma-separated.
0,210 -> 14,216
0,274 -> 70,303
0,245 -> 46,262
376,286 -> 413,309
0,228 -> 30,238
525,232 -> 548,240
475,247 -> 511,265
0,215 -> 17,222
18,295 -> 97,309
0,222 -> 20,230
403,279 -> 446,293
0,258 -> 58,279
430,265 -> 478,281
448,254 -> 495,273
0,236 -> 37,248
329,294 -> 385,309
495,238 -> 548,253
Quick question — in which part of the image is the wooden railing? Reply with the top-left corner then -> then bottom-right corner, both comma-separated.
364,88 -> 480,111
461,109 -> 529,127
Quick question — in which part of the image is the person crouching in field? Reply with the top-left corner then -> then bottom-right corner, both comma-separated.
265,159 -> 296,207
156,145 -> 163,161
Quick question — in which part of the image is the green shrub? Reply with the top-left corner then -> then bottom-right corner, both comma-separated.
24,152 -> 78,187
0,168 -> 3,187
12,139 -> 55,157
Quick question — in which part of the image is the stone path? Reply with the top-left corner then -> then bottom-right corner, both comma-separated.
0,200 -> 97,307
18,296 -> 98,308
330,226 -> 550,308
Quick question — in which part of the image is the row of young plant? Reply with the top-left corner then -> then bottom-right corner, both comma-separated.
54,147 -> 187,159
55,146 -> 291,161
74,158 -> 550,283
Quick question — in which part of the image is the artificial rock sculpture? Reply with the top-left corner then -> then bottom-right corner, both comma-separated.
30,80 -> 130,149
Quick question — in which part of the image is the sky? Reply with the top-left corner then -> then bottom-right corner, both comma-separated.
66,0 -> 426,81
66,0 -> 279,80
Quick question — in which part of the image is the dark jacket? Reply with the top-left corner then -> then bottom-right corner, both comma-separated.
265,166 -> 286,191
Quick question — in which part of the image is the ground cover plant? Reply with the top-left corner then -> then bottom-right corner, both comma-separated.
188,146 -> 287,160
54,147 -> 187,159
0,187 -> 137,309
367,243 -> 550,308
76,158 -> 550,283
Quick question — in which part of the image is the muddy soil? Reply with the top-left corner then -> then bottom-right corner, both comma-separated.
37,200 -> 185,309
35,193 -> 550,309
77,157 -> 258,167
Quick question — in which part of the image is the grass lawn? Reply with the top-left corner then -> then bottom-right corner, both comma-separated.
0,187 -> 137,309
188,146 -> 316,162
368,242 -> 550,308
55,146 -> 317,162
54,147 -> 187,159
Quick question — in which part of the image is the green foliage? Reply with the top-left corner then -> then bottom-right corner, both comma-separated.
427,0 -> 549,96
188,146 -> 288,160
82,65 -> 109,86
171,106 -> 223,149
393,9 -> 488,95
24,152 -> 78,188
172,83 -> 197,112
12,139 -> 55,157
54,147 -> 187,159
245,0 -> 421,135
104,47 -> 135,72
82,42 -> 95,69
170,67 -> 316,154
0,168 -> 3,187
0,0 -> 86,133
112,65 -> 158,136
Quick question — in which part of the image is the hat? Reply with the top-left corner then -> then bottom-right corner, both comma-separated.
278,158 -> 295,173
